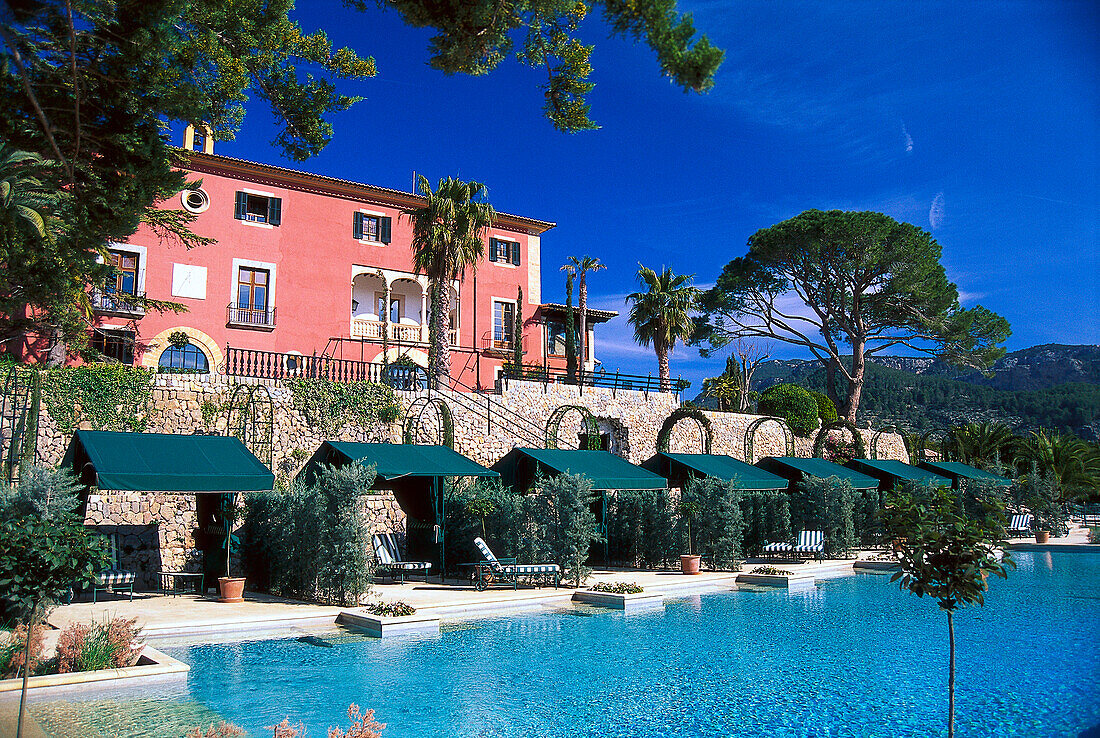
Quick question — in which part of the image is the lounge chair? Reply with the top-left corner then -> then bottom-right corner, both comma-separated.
1007,514 -> 1033,538
92,569 -> 136,602
471,537 -> 560,591
791,530 -> 825,561
761,539 -> 793,560
372,533 -> 432,584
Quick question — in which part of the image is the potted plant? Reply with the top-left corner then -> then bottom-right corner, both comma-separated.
1034,529 -> 1050,544
678,500 -> 701,574
217,494 -> 245,602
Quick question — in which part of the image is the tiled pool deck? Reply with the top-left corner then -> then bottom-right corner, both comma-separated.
46,525 -> 1092,641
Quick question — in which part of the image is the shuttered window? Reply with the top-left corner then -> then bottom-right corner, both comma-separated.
234,192 -> 282,226
489,237 -> 520,265
353,212 -> 392,243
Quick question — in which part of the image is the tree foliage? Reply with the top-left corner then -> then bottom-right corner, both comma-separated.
883,486 -> 1013,738
0,0 -> 376,351
372,0 -> 723,132
627,264 -> 700,390
695,210 -> 1011,421
407,175 -> 495,388
757,383 -> 818,437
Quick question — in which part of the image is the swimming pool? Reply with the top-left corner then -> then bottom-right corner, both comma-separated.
32,552 -> 1100,737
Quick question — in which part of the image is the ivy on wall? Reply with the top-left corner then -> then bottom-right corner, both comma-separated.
40,365 -> 155,433
285,378 -> 401,435
656,407 -> 713,454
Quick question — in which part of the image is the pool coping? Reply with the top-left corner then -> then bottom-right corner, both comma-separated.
572,590 -> 665,609
0,645 -> 188,697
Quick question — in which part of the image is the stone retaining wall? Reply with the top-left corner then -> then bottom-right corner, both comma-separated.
31,373 -> 907,591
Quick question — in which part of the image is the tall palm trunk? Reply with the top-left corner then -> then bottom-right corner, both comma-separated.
656,341 -> 670,392
429,278 -> 451,389
578,273 -> 587,381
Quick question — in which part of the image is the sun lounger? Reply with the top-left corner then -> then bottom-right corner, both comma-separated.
92,569 -> 136,602
761,540 -> 793,560
791,530 -> 825,561
372,533 -> 432,584
472,537 -> 560,591
1007,514 -> 1032,538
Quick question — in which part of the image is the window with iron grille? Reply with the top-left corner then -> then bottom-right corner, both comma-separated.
493,300 -> 515,348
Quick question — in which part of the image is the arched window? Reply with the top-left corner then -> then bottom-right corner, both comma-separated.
159,342 -> 210,373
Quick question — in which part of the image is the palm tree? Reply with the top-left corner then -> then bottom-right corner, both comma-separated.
564,255 -> 605,381
626,265 -> 700,391
406,175 -> 495,388
1019,430 -> 1100,498
943,422 -> 1018,468
0,144 -> 58,248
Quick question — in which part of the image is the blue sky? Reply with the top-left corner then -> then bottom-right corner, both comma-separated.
216,0 -> 1099,391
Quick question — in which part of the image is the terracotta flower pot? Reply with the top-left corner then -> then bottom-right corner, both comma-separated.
1035,531 -> 1050,544
218,576 -> 246,603
680,554 -> 702,575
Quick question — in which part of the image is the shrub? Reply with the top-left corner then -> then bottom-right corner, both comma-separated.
792,476 -> 857,557
809,391 -> 838,423
739,490 -> 792,555
244,463 -> 376,606
757,384 -> 819,437
529,473 -> 601,586
363,601 -> 416,617
750,566 -> 793,575
0,623 -> 45,678
606,488 -> 676,569
443,478 -> 527,574
56,616 -> 143,673
185,724 -> 245,738
681,477 -> 744,569
1088,527 -> 1100,544
591,581 -> 643,594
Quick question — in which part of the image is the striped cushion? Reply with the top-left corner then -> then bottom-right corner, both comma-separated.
503,564 -> 561,574
95,570 -> 136,587
386,562 -> 431,570
373,534 -> 397,565
1009,514 -> 1032,532
474,537 -> 505,574
792,531 -> 824,553
762,542 -> 792,553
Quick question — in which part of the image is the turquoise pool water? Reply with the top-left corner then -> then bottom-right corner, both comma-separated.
39,552 -> 1100,737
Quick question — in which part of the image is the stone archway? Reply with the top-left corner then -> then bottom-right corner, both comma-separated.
142,326 -> 223,372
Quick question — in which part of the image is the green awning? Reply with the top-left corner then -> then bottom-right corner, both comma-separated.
300,442 -> 498,481
846,458 -> 951,487
63,430 -> 274,492
642,452 -> 789,490
755,457 -> 880,490
492,448 -> 667,491
918,461 -> 1012,486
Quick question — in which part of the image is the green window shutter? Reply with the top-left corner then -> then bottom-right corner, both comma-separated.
267,197 -> 282,226
489,238 -> 499,262
353,212 -> 363,240
380,216 -> 392,243
511,241 -> 521,265
234,192 -> 247,220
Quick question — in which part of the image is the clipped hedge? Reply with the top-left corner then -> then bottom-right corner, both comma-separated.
809,391 -> 838,423
758,383 -> 819,437
791,476 -> 857,557
681,477 -> 745,569
607,489 -> 676,569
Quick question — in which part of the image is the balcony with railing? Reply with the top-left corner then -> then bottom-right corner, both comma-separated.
227,303 -> 276,330
350,318 -> 427,343
92,290 -> 146,317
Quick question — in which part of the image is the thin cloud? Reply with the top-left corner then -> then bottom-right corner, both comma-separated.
902,122 -> 914,153
929,192 -> 946,230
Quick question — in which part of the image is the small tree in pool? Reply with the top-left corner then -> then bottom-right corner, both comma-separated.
0,466 -> 109,738
882,486 -> 1013,738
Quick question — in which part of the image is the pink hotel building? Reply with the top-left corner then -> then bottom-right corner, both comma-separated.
71,129 -> 616,390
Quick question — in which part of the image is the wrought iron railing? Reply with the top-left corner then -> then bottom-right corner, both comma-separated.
92,291 -> 146,316
224,347 -> 381,382
227,303 -> 277,328
501,365 -> 689,394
